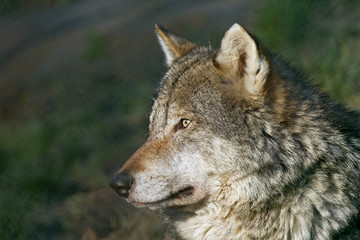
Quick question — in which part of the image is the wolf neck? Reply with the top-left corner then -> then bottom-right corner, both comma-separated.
169,200 -> 287,240
166,185 -> 355,240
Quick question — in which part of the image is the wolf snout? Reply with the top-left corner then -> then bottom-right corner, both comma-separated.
109,172 -> 133,198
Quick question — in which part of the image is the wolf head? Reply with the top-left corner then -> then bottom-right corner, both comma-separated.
107,23 -> 360,240
110,24 -> 320,210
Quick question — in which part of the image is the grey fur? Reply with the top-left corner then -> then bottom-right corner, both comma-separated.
111,24 -> 360,240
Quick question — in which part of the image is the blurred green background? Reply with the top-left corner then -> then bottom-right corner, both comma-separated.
0,0 -> 359,239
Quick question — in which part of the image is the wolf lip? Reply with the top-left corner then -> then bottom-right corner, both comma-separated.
131,186 -> 195,207
168,186 -> 195,199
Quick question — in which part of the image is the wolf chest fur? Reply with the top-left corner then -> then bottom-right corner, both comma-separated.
110,23 -> 360,239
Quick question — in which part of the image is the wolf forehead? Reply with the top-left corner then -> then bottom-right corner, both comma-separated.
149,24 -> 267,138
152,23 -> 272,115
158,48 -> 221,106
148,53 -> 222,137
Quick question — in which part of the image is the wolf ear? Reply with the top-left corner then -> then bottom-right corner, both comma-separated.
214,24 -> 269,98
155,24 -> 197,66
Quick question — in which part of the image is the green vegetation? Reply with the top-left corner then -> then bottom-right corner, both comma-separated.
255,0 -> 360,110
0,71 -> 153,239
82,33 -> 109,63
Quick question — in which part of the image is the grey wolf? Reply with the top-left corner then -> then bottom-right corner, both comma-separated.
110,23 -> 360,239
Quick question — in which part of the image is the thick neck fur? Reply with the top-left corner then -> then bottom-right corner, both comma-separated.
163,168 -> 359,240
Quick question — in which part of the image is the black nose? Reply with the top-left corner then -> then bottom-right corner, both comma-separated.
109,172 -> 133,198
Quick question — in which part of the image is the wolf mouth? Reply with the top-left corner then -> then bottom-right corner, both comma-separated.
132,186 -> 195,207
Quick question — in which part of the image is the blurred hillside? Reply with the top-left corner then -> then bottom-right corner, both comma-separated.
0,0 -> 359,239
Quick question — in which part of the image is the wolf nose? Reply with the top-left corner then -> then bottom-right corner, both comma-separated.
109,172 -> 133,198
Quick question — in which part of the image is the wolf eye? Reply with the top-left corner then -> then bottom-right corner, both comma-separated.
182,119 -> 191,128
175,119 -> 191,131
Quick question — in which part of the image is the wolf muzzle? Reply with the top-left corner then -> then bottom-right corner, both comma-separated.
109,171 -> 133,198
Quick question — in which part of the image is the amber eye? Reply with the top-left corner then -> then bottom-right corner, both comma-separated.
182,119 -> 191,128
175,119 -> 191,131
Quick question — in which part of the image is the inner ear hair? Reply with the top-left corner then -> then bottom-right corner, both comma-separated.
214,24 -> 270,99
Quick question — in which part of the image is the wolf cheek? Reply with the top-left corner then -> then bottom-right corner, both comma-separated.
110,118 -> 210,209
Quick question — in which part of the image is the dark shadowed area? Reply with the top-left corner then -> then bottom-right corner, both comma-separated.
0,0 -> 359,239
